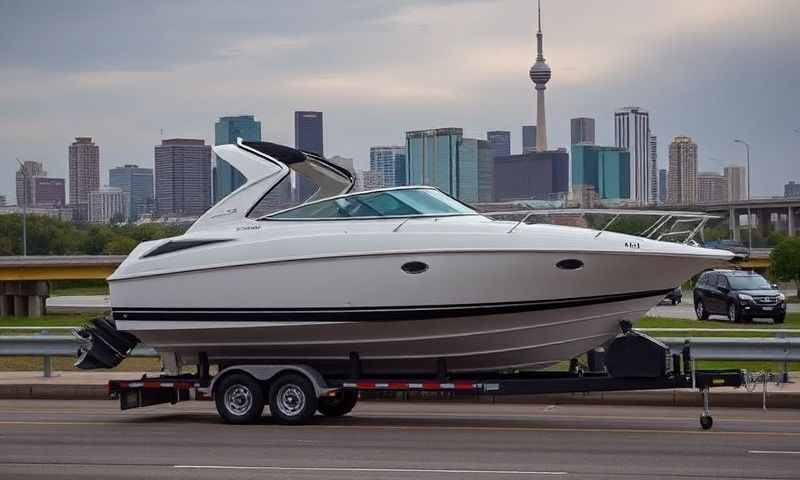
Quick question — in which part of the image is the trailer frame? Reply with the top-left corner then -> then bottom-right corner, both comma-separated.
108,335 -> 744,430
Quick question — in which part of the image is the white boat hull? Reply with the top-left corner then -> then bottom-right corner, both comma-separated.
113,248 -> 723,374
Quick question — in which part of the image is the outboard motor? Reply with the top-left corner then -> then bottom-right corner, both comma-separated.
74,318 -> 139,369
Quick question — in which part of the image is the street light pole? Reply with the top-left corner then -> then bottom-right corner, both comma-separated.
733,139 -> 751,256
15,159 -> 28,256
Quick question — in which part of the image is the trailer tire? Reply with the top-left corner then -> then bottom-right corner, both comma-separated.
318,390 -> 358,417
215,372 -> 265,425
268,373 -> 318,425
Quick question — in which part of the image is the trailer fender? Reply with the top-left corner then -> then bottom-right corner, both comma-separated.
209,364 -> 335,399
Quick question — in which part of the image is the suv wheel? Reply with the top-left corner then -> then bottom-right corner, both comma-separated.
774,314 -> 785,325
728,303 -> 743,323
695,299 -> 709,320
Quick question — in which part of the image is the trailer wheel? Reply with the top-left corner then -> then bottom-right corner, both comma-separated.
700,415 -> 713,430
214,372 -> 265,425
318,389 -> 358,417
268,373 -> 318,425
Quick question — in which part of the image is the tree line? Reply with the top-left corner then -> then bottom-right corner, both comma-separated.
0,214 -> 186,256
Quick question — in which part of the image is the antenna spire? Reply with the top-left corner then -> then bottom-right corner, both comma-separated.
538,0 -> 542,33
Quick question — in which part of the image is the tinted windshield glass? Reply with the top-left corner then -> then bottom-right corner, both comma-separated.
727,275 -> 771,290
265,188 -> 476,220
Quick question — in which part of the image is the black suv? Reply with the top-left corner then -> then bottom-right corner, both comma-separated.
694,270 -> 786,324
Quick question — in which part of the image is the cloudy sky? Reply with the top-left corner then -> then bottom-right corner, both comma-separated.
1,0 -> 798,203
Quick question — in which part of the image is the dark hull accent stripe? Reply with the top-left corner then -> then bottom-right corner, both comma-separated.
112,288 -> 671,323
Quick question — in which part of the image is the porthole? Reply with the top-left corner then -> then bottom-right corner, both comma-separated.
402,261 -> 429,274
556,259 -> 584,271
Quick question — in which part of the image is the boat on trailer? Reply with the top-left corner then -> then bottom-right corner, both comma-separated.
75,139 -> 731,376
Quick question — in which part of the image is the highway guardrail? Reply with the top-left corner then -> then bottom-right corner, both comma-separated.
0,335 -> 797,378
0,335 -> 157,377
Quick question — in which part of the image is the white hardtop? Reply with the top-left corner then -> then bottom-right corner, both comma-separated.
187,139 -> 354,234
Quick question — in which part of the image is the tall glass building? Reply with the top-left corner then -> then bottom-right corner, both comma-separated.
522,125 -> 537,153
214,115 -> 262,203
369,146 -> 407,187
294,111 -> 324,201
406,128 -> 462,196
109,164 -> 154,221
571,144 -> 630,200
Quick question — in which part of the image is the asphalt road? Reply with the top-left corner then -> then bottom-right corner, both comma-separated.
1,400 -> 799,479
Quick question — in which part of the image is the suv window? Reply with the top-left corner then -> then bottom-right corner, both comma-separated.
716,276 -> 728,289
727,274 -> 771,290
700,273 -> 716,287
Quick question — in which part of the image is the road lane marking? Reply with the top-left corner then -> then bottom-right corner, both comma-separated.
0,419 -> 798,437
748,450 -> 800,455
174,465 -> 568,475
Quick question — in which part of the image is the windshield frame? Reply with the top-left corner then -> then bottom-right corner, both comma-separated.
258,186 -> 481,222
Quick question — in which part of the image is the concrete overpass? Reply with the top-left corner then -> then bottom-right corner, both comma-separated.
700,197 -> 800,240
0,256 -> 125,317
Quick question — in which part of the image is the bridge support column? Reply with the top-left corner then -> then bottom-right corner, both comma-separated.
789,206 -> 796,237
0,281 -> 49,317
729,208 -> 739,240
758,210 -> 771,238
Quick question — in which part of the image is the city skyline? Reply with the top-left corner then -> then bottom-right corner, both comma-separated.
1,0 -> 798,203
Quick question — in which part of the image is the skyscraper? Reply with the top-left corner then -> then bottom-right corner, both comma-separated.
667,136 -> 698,206
493,150 -> 569,202
369,146 -> 407,187
477,140 -> 494,202
214,115 -> 262,202
456,137 -> 481,203
785,181 -> 800,198
571,144 -> 630,200
68,137 -> 100,222
294,111 -> 324,201
15,160 -> 45,207
355,170 -> 385,191
648,134 -> 658,203
89,187 -> 127,224
154,139 -> 212,217
529,0 -> 551,152
658,168 -> 667,204
32,178 -> 65,208
697,172 -> 727,203
724,166 -> 747,201
295,111 -> 323,155
406,128 -> 463,196
487,131 -> 511,159
614,107 -> 651,205
522,126 -> 537,153
110,164 -> 154,221
570,118 -> 595,145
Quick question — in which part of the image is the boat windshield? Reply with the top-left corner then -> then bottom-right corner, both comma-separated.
262,188 -> 477,220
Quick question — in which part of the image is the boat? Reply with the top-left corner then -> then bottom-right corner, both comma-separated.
75,139 -> 733,375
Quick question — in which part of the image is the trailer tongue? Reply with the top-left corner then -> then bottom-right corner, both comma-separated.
106,330 -> 744,430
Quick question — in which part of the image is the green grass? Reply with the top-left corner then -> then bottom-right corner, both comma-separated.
50,280 -> 109,297
692,359 -> 799,371
0,356 -> 160,372
0,313 -> 94,328
638,313 -> 800,338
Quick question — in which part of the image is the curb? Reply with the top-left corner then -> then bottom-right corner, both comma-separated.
2,384 -> 798,408
0,384 -> 106,400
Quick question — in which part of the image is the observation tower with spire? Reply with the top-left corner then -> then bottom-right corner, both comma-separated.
529,0 -> 551,152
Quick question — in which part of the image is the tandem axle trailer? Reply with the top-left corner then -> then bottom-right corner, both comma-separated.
108,330 -> 744,430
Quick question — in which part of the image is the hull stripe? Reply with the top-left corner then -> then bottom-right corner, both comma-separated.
112,288 -> 670,322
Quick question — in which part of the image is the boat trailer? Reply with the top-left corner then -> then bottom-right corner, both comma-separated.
108,329 -> 743,430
